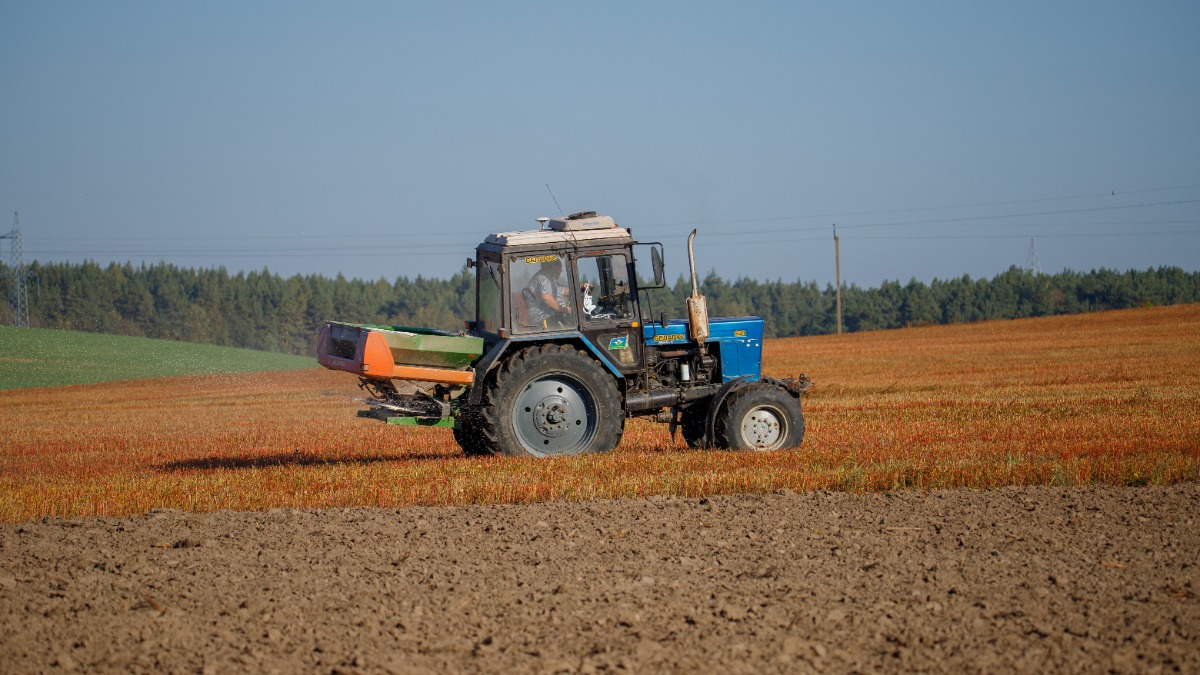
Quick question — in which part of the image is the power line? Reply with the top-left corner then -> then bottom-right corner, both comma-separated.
662,199 -> 1200,238
25,218 -> 1200,243
852,230 -> 1200,241
14,186 -> 1200,265
26,216 -> 1200,255
23,249 -> 467,258
704,229 -> 1200,247
22,240 -> 477,255
19,183 -> 1200,244
23,225 -> 1200,255
22,228 -> 1200,259
26,231 -> 482,242
638,184 -> 1200,229
840,199 -> 1200,230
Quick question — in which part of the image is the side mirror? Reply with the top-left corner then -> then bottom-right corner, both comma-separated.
634,242 -> 667,289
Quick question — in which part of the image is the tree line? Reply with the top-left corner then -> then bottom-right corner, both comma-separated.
2,260 -> 1197,355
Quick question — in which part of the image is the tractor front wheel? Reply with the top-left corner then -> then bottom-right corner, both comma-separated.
478,344 -> 623,457
717,384 -> 805,451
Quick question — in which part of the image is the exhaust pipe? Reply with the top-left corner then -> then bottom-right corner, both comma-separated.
686,229 -> 710,343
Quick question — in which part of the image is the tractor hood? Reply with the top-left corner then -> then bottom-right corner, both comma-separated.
643,316 -> 764,383
643,316 -> 763,344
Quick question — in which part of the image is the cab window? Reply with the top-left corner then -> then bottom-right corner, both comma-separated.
477,258 -> 503,333
576,254 -> 632,322
509,254 -> 574,333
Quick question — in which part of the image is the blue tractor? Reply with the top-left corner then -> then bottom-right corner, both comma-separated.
317,211 -> 810,457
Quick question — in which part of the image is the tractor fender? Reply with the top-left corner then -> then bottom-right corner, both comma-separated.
560,334 -> 625,378
703,375 -> 751,447
467,334 -> 624,406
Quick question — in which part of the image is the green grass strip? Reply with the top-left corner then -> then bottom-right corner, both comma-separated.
0,326 -> 315,390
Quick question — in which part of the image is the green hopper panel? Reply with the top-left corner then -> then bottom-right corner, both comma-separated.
331,323 -> 484,370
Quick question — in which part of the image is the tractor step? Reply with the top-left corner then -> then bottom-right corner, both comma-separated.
356,408 -> 456,428
386,416 -> 455,428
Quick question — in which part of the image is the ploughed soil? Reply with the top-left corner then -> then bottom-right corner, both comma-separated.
2,485 -> 1197,674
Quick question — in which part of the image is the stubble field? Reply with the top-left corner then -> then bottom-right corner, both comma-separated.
1,304 -> 1198,521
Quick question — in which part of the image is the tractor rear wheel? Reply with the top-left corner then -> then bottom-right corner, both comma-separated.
717,384 -> 804,451
478,344 -> 623,457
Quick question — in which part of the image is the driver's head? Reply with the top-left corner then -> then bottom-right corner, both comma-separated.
541,258 -> 562,277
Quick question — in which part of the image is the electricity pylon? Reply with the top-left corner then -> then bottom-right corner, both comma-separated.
1026,238 -> 1043,276
1,212 -> 30,327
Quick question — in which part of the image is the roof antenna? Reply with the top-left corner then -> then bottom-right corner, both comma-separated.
545,184 -> 565,218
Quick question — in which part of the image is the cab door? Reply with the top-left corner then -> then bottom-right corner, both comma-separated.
574,251 -> 642,374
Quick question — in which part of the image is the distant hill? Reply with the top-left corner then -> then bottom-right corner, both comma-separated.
0,326 -> 315,390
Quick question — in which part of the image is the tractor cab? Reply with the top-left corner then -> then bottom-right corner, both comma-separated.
469,212 -> 663,376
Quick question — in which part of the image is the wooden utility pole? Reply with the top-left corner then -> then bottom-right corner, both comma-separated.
833,224 -> 842,335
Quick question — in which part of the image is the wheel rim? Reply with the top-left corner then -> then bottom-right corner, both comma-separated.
511,374 -> 597,456
740,405 -> 787,450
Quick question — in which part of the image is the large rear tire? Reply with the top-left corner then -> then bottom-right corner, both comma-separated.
717,384 -> 805,451
478,344 -> 623,457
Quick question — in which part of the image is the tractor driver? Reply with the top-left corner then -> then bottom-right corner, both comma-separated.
525,257 -> 572,328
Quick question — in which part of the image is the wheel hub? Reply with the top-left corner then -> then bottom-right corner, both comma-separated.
535,397 -> 571,437
742,406 -> 783,449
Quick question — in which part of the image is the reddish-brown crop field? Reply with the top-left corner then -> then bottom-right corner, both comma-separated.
2,305 -> 1197,522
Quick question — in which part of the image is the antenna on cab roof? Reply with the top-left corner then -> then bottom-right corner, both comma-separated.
545,184 -> 565,218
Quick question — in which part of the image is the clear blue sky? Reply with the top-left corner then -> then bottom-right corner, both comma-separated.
2,1 -> 1198,287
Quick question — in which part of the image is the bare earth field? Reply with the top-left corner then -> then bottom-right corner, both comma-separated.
2,484 -> 1197,673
